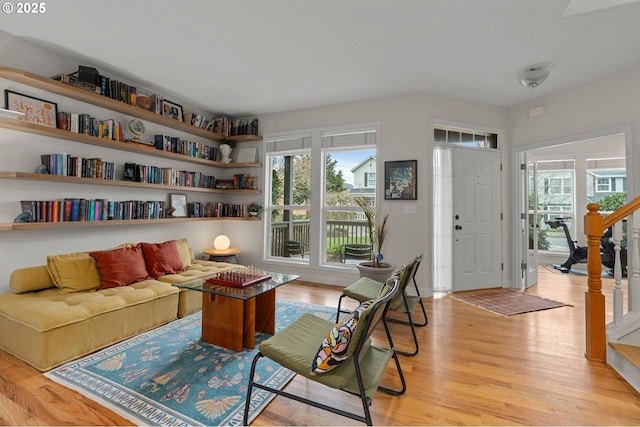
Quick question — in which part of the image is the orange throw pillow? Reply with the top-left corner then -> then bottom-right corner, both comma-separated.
140,240 -> 185,279
90,245 -> 151,289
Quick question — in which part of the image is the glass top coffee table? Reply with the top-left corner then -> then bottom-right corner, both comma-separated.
175,271 -> 299,351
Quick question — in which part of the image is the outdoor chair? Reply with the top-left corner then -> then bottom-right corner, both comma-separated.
340,243 -> 373,263
243,276 -> 406,426
284,240 -> 306,258
336,254 -> 427,357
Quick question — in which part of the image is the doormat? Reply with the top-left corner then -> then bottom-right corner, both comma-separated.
45,299 -> 336,426
450,288 -> 569,316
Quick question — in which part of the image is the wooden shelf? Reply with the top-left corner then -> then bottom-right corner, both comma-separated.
1,67 -> 263,230
0,121 -> 260,169
0,171 -> 261,194
3,215 -> 259,231
0,67 -> 262,143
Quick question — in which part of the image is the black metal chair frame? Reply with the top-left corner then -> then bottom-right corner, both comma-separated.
336,254 -> 427,357
284,240 -> 306,258
243,277 -> 406,426
385,254 -> 427,356
340,243 -> 373,263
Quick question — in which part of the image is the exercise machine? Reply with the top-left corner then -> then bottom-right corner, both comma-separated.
545,216 -> 627,275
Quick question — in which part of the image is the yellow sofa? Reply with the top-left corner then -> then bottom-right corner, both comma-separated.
0,239 -> 240,371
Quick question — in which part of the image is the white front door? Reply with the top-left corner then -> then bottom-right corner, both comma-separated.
452,147 -> 503,292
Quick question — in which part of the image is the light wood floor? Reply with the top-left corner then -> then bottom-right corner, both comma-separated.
2,266 -> 640,425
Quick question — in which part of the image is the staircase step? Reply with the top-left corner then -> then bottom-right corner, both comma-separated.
610,342 -> 640,368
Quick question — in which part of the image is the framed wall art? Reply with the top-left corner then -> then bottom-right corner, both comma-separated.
161,99 -> 183,122
169,193 -> 188,217
4,90 -> 58,128
384,160 -> 417,200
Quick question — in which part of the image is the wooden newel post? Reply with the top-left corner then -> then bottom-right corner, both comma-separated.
584,203 -> 606,362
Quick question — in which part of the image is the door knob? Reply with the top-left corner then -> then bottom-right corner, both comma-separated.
455,225 -> 462,230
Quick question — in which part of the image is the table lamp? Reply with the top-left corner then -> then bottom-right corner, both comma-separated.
213,234 -> 231,250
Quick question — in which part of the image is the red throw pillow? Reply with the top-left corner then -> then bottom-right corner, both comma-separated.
90,245 -> 151,289
140,240 -> 185,279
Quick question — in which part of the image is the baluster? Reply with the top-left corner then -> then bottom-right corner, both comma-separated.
612,221 -> 623,325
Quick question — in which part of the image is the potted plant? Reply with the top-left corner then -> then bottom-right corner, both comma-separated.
247,202 -> 263,218
354,197 -> 395,282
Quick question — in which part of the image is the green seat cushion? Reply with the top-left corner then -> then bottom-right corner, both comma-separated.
259,312 -> 393,399
388,293 -> 420,312
342,277 -> 383,301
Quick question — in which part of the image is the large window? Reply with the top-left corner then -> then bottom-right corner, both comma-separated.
265,125 -> 377,266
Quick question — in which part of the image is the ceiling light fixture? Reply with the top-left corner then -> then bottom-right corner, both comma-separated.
519,67 -> 550,89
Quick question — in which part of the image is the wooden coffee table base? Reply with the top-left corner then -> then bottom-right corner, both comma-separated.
200,290 -> 276,351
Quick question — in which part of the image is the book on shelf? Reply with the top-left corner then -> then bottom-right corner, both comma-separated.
51,74 -> 101,94
56,111 -> 125,142
19,199 -> 166,223
121,162 -> 216,189
214,179 -> 234,190
154,134 -> 218,161
232,174 -> 256,190
40,153 -> 116,180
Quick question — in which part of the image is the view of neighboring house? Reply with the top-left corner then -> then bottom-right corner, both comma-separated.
348,155 -> 377,199
535,168 -> 627,218
587,169 -> 627,204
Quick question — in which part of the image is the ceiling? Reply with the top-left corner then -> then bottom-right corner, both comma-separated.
2,0 -> 640,117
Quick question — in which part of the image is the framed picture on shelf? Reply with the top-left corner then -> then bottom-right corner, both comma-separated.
162,99 -> 183,122
4,90 -> 58,128
384,160 -> 417,200
169,193 -> 188,217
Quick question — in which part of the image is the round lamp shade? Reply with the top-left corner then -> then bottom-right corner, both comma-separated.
213,235 -> 231,250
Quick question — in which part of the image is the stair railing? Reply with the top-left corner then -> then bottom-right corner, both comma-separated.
584,196 -> 640,361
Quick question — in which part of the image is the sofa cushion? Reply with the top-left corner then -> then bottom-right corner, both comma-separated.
140,240 -> 185,279
90,245 -> 151,289
46,252 -> 102,294
175,238 -> 192,268
10,265 -> 55,294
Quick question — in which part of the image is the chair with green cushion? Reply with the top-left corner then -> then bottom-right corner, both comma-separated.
242,276 -> 405,426
336,254 -> 427,357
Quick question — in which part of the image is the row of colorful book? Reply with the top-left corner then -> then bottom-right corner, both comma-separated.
126,163 -> 216,188
40,153 -> 116,180
154,134 -> 218,160
20,199 -> 165,223
57,111 -> 125,141
183,115 -> 258,137
187,202 -> 248,218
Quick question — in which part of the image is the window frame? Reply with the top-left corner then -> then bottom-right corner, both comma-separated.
262,123 -> 379,268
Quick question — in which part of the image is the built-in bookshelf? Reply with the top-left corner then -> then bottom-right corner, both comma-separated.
0,67 -> 263,231
0,172 -> 261,194
0,67 -> 261,142
10,216 -> 254,231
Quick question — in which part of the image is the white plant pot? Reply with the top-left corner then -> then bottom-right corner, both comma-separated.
356,261 -> 395,283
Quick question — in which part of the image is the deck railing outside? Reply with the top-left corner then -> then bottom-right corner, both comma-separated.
269,219 -> 369,259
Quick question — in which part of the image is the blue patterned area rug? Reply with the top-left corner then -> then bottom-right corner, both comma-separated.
45,299 -> 335,426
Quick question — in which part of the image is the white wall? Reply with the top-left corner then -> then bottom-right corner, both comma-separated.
256,93 -> 508,292
507,65 -> 640,284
